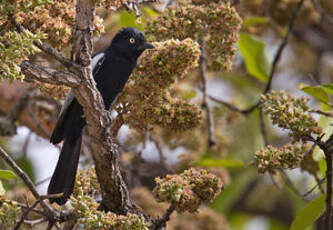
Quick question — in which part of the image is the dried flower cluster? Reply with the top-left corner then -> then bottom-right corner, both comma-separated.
260,91 -> 322,141
0,199 -> 22,229
145,1 -> 242,71
70,168 -> 150,230
0,30 -> 46,81
153,168 -> 223,213
117,39 -> 202,131
1,0 -> 104,49
254,144 -> 306,174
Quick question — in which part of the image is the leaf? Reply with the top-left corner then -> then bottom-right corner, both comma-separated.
196,159 -> 244,168
298,83 -> 329,104
321,84 -> 333,96
242,16 -> 269,28
0,170 -> 16,180
290,194 -> 326,230
119,10 -> 144,31
238,33 -> 271,82
0,180 -> 5,196
211,169 -> 257,213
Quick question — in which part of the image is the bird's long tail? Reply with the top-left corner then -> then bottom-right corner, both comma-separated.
48,135 -> 82,205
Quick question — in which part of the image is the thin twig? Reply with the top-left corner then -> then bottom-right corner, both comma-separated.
279,170 -> 305,199
14,199 -> 41,230
259,108 -> 268,145
310,109 -> 333,118
303,177 -> 326,197
23,218 -> 47,226
324,151 -> 332,230
0,146 -> 54,214
27,99 -> 51,137
149,133 -> 171,170
9,15 -> 74,68
151,204 -> 176,230
198,39 -> 216,148
8,87 -> 35,121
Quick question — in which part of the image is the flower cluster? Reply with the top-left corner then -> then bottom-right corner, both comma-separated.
117,39 -> 202,132
254,144 -> 306,174
10,0 -> 104,49
72,167 -> 100,197
0,199 -> 22,229
70,167 -> 150,230
153,168 -> 223,213
260,91 -> 322,141
145,1 -> 242,71
0,30 -> 46,81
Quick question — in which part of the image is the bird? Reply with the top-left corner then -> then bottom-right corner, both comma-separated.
47,27 -> 154,205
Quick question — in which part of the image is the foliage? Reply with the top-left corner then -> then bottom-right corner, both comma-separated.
0,199 -> 21,229
260,91 -> 322,141
117,39 -> 202,131
254,143 -> 306,174
0,30 -> 46,81
71,168 -> 150,230
145,0 -> 242,71
153,168 -> 223,213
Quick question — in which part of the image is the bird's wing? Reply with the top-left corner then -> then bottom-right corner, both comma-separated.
50,53 -> 106,143
92,52 -> 105,77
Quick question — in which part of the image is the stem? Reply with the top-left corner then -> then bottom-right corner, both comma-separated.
325,151 -> 332,230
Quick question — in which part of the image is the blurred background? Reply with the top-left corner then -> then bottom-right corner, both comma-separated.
1,0 -> 333,229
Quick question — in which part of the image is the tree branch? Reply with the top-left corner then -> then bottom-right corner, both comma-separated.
69,0 -> 136,214
21,61 -> 80,87
151,204 -> 176,230
199,39 -> 216,148
0,146 -> 54,214
324,151 -> 332,230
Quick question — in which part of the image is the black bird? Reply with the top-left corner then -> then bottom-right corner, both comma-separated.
48,27 -> 154,205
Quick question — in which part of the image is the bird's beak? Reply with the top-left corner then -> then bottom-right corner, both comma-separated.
140,42 -> 155,50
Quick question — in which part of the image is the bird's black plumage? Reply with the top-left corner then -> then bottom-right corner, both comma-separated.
48,27 -> 154,205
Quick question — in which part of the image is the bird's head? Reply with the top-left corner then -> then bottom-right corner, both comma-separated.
109,27 -> 154,60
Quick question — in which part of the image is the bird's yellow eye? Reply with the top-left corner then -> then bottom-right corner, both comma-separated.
129,38 -> 135,44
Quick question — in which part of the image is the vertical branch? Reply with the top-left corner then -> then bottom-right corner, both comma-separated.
69,0 -> 136,214
259,108 -> 268,145
325,151 -> 332,230
198,39 -> 216,148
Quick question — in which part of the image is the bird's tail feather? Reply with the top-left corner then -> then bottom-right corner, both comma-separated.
48,135 -> 82,205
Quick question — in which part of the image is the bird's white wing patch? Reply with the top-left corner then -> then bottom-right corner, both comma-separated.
58,52 -> 105,118
91,52 -> 105,70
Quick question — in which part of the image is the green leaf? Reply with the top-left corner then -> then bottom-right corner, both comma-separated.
242,16 -> 269,28
119,10 -> 144,31
298,83 -> 330,104
211,169 -> 257,213
196,159 -> 244,168
0,170 -> 16,180
321,84 -> 333,96
181,90 -> 197,100
238,33 -> 271,82
290,194 -> 326,230
0,180 -> 5,196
